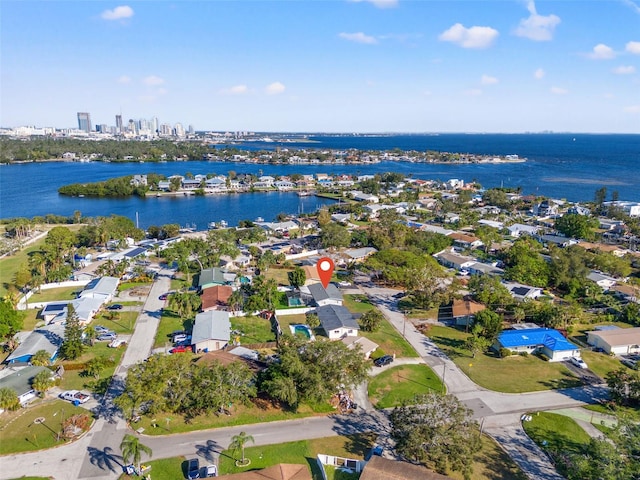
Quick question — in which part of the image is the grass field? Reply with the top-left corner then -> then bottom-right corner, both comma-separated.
120,457 -> 184,480
584,403 -> 640,422
22,309 -> 42,331
263,266 -> 295,286
154,310 -> 193,348
58,342 -> 125,392
580,350 -> 633,379
135,398 -> 334,436
231,316 -> 276,344
28,286 -> 79,304
92,311 -> 138,334
344,295 -> 418,358
522,411 -> 590,455
0,235 -> 48,297
0,400 -> 89,454
368,364 -> 444,408
427,325 -> 581,392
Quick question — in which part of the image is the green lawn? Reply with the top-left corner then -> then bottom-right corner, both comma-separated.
0,234 -> 48,297
581,350 -> 633,379
263,266 -> 295,286
231,316 -> 276,344
135,399 -> 334,436
154,310 -> 193,348
92,311 -> 138,334
28,286 -> 79,304
117,280 -> 152,292
22,309 -> 42,331
120,457 -> 185,480
0,400 -> 89,454
522,411 -> 591,455
344,295 -> 418,358
427,325 -> 581,392
368,364 -> 444,408
58,342 -> 125,392
584,403 -> 640,422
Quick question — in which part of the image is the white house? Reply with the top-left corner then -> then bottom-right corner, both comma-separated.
587,326 -> 640,355
587,271 -> 618,291
79,276 -> 119,302
191,311 -> 231,353
308,283 -> 343,307
504,282 -> 543,302
0,366 -> 55,406
316,305 -> 359,340
508,224 -> 539,238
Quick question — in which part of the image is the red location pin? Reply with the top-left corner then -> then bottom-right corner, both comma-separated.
316,257 -> 335,288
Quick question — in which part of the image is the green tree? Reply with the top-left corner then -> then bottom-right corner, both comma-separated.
32,369 -> 55,393
472,309 -> 503,342
228,289 -> 245,314
504,237 -> 549,287
468,275 -> 512,308
30,349 -> 51,366
390,393 -> 481,480
168,292 -> 201,319
0,299 -> 25,340
120,434 -> 153,472
555,213 -> 598,240
606,368 -> 640,406
359,309 -> 384,332
288,267 -> 306,288
85,357 -> 108,379
305,312 -> 320,329
229,431 -> 255,466
320,222 -> 351,249
620,302 -> 640,326
465,324 -> 491,358
59,304 -> 84,360
0,387 -> 20,411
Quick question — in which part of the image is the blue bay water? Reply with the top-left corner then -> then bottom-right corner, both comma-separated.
1,134 -> 638,229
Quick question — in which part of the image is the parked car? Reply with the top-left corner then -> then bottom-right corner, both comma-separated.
94,325 -> 110,333
570,357 -> 588,369
187,458 -> 200,479
173,334 -> 189,344
107,304 -> 123,310
60,390 -> 90,404
97,333 -> 117,341
169,345 -> 192,354
621,358 -> 639,370
338,281 -> 352,287
205,464 -> 217,477
374,355 -> 394,367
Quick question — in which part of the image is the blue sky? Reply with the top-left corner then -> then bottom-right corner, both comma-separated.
2,0 -> 639,132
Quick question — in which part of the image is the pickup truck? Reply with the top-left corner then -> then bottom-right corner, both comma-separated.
60,390 -> 90,404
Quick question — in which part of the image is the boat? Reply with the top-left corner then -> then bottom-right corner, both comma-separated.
255,217 -> 264,222
297,190 -> 314,197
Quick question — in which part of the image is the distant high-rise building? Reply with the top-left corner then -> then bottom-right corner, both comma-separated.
151,117 -> 159,134
115,115 -> 123,133
128,119 -> 137,134
174,123 -> 185,137
188,124 -> 194,134
77,112 -> 92,133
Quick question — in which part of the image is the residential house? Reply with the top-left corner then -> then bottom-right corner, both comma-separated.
341,336 -> 379,359
434,250 -> 476,271
316,304 -> 360,339
200,285 -> 233,312
536,234 -> 579,248
467,262 -> 504,277
331,213 -> 351,225
575,241 -> 626,257
275,180 -> 295,191
586,326 -> 640,355
79,276 -> 119,302
478,219 -> 503,229
302,265 -> 321,285
205,177 -> 227,191
198,268 -> 237,289
342,247 -> 378,264
157,180 -> 171,191
191,311 -> 231,353
495,328 -> 581,362
360,456 -> 453,480
219,464 -> 312,480
307,283 -> 343,307
534,200 -> 560,217
451,299 -> 486,326
256,221 -> 299,234
46,297 -> 104,325
611,284 -> 639,303
5,324 -> 65,364
507,224 -> 539,238
449,232 -> 483,250
568,205 -> 591,216
130,174 -> 147,187
603,201 -> 640,217
417,224 -> 454,236
181,178 -> 202,190
587,271 -> 618,290
350,191 -> 379,203
504,282 -> 543,302
0,366 -> 55,406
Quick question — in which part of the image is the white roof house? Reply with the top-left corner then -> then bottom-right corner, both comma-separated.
79,276 -> 119,302
587,271 -> 618,290
507,224 -> 539,238
504,282 -> 543,302
5,324 -> 65,364
191,311 -> 231,353
587,327 -> 640,355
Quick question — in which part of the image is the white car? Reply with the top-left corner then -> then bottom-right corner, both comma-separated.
109,338 -> 127,348
570,357 -> 588,369
60,390 -> 90,404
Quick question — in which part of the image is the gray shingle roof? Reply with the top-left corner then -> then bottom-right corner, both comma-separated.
308,283 -> 343,303
316,305 -> 359,332
5,324 -> 65,363
192,311 -> 231,345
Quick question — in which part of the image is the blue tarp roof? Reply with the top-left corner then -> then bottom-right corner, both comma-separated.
499,328 -> 578,352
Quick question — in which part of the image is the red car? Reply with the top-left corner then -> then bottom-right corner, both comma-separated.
169,345 -> 192,354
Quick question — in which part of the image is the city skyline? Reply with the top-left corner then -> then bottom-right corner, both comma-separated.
2,1 -> 640,133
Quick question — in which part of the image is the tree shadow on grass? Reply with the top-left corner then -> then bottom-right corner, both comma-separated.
87,446 -> 124,473
342,432 -> 377,458
429,336 -> 466,358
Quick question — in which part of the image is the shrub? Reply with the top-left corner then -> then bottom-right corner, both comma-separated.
369,348 -> 386,360
519,351 -> 529,357
499,348 -> 512,358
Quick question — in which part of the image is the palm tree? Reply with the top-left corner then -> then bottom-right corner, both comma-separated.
120,434 -> 152,473
229,431 -> 254,466
228,289 -> 244,314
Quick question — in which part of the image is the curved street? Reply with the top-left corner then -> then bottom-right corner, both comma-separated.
0,277 -> 609,480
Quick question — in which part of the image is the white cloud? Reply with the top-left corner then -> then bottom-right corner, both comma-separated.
117,75 -> 131,84
265,82 -> 286,95
156,88 -> 168,96
101,5 -> 134,21
514,1 -> 561,41
464,88 -> 483,96
534,68 -> 545,79
588,44 -> 616,60
338,32 -> 378,44
624,105 -> 640,113
220,84 -> 249,95
613,65 -> 636,74
480,74 -> 498,85
349,0 -> 398,9
621,0 -> 640,14
143,75 -> 165,86
550,86 -> 568,95
626,41 -> 640,54
439,23 -> 499,49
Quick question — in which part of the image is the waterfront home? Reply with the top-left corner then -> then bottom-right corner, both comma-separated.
316,304 -> 359,340
533,199 -> 560,217
307,283 -> 343,307
507,224 -> 539,238
275,180 -> 295,191
157,180 -> 171,191
256,220 -> 299,235
603,200 -> 640,217
350,191 -> 380,203
205,177 -> 227,191
341,336 -> 379,359
191,311 -> 231,353
0,366 -> 55,406
446,179 -> 464,190
587,271 -> 618,290
201,285 -> 233,312
5,324 -> 65,364
258,175 -> 275,185
504,282 -> 543,302
586,326 -> 640,355
495,327 -> 580,362
130,174 -> 147,187
451,299 -> 486,326
181,178 -> 201,190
